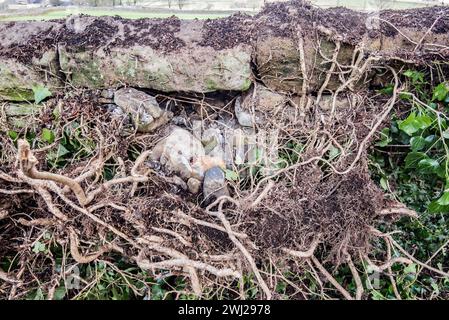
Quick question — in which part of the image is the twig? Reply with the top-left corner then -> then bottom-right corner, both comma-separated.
137,258 -> 240,279
0,209 -> 8,220
379,205 -> 418,219
346,256 -> 363,300
316,41 -> 341,105
208,198 -> 272,300
282,236 -> 321,259
413,16 -> 442,52
175,210 -> 249,240
385,238 -> 401,300
0,269 -> 19,284
311,256 -> 353,300
249,180 -> 275,209
151,227 -> 192,247
389,237 -> 449,278
69,229 -> 123,264
17,218 -> 57,227
0,188 -> 35,195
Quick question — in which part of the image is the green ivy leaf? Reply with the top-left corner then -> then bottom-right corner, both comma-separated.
405,152 -> 429,169
52,105 -> 61,119
418,158 -> 440,173
403,263 -> 417,275
398,112 -> 433,136
371,291 -> 385,300
41,128 -> 55,144
7,130 -> 18,141
404,70 -> 424,83
225,169 -> 239,182
32,241 -> 46,254
410,136 -> 427,151
403,70 -> 414,78
56,144 -> 70,157
151,284 -> 165,300
430,282 -> 440,296
399,92 -> 412,101
53,286 -> 66,300
442,129 -> 449,140
435,165 -> 446,179
328,145 -> 341,160
432,83 -> 449,101
429,102 -> 438,109
47,143 -> 71,163
416,114 -> 433,128
380,177 -> 388,191
32,85 -> 52,104
33,288 -> 45,300
428,200 -> 449,213
379,85 -> 394,95
376,128 -> 392,147
425,134 -> 436,143
437,191 -> 449,206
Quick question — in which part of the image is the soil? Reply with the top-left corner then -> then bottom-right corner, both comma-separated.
257,0 -> 449,42
198,12 -> 254,50
62,17 -> 120,49
0,22 -> 61,64
380,6 -> 449,37
111,16 -> 186,52
0,15 -> 187,63
60,15 -> 187,53
242,163 -> 387,260
255,1 -> 368,43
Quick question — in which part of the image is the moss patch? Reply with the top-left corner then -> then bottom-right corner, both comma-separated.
0,88 -> 35,102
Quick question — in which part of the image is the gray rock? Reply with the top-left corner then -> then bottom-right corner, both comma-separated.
201,128 -> 224,159
104,103 -> 125,117
234,96 -> 253,127
170,176 -> 188,191
143,111 -> 173,132
0,20 -> 62,101
4,103 -> 41,129
316,94 -> 348,111
171,115 -> 189,128
187,178 -> 201,194
57,16 -> 252,93
4,103 -> 41,117
150,127 -> 206,180
241,85 -> 286,114
203,166 -> 229,201
113,88 -> 166,132
145,160 -> 161,171
101,88 -> 115,99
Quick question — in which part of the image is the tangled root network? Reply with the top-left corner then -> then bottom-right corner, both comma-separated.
1,24 -> 446,300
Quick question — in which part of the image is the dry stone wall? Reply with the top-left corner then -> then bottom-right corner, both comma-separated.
0,1 -> 448,101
